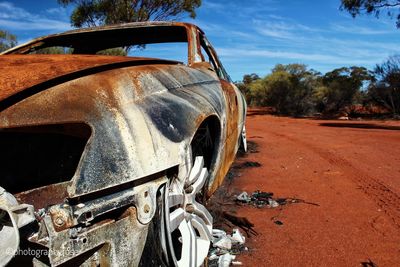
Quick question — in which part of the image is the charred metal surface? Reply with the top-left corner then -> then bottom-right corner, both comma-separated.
0,22 -> 246,266
0,63 -> 226,196
30,207 -> 148,266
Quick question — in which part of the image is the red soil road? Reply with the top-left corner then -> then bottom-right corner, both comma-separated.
232,108 -> 400,266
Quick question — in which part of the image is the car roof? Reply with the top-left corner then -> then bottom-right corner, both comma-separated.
2,22 -> 203,55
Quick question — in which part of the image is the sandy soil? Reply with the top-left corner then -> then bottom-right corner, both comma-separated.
219,108 -> 400,266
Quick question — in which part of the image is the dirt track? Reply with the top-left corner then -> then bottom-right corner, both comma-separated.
222,108 -> 400,266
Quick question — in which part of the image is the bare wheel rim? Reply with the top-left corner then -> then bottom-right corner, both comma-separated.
241,125 -> 247,152
165,156 -> 213,267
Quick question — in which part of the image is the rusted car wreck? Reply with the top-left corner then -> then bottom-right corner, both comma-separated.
0,22 -> 247,266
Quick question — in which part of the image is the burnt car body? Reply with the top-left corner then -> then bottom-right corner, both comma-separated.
0,22 -> 247,266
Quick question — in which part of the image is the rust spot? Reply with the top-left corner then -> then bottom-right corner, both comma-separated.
15,182 -> 70,210
208,80 -> 240,196
99,243 -> 112,267
118,206 -> 138,223
128,70 -> 145,99
209,133 -> 238,196
195,113 -> 207,129
0,55 -> 154,102
49,204 -> 74,231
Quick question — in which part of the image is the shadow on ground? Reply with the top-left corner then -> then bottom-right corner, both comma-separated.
319,122 -> 400,131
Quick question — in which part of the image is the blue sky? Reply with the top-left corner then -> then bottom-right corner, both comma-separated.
1,0 -> 400,81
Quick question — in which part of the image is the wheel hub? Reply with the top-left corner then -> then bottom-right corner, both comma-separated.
166,156 -> 213,267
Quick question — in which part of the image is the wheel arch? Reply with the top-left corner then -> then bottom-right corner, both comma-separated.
190,115 -> 223,198
191,115 -> 221,168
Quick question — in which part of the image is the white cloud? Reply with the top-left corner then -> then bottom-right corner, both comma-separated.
195,1 -> 400,79
253,20 -> 295,39
216,34 -> 400,68
252,18 -> 322,40
202,2 -> 225,10
310,36 -> 400,56
240,16 -> 400,68
257,27 -> 294,39
201,0 -> 278,18
230,30 -> 254,39
217,47 -> 378,65
46,6 -> 70,19
331,23 -> 391,35
267,14 -> 286,20
0,19 -> 70,31
0,1 -> 70,31
0,2 -> 31,19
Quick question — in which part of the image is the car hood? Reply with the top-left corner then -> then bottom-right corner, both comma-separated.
0,54 -> 179,102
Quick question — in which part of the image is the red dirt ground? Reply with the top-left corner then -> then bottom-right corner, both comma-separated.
225,108 -> 400,266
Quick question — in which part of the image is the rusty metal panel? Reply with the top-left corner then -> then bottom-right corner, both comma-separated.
0,55 -> 180,104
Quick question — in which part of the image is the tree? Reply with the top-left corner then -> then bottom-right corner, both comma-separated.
58,0 -> 202,28
96,47 -> 127,56
247,76 -> 269,106
242,73 -> 260,85
368,55 -> 400,114
262,69 -> 293,114
340,0 -> 400,28
265,64 -> 319,115
0,30 -> 17,52
32,47 -> 73,54
235,73 -> 260,104
245,64 -> 320,115
320,66 -> 374,113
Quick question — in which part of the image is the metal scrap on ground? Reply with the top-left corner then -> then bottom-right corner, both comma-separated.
207,228 -> 247,267
236,190 -> 320,208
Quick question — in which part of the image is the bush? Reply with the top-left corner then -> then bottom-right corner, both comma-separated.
368,55 -> 400,115
246,64 -> 320,115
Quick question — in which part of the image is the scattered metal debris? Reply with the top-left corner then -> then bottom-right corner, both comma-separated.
236,192 -> 251,203
230,228 -> 246,245
268,199 -> 280,208
235,190 -> 320,208
208,228 -> 247,267
213,234 -> 232,250
218,254 -> 236,267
